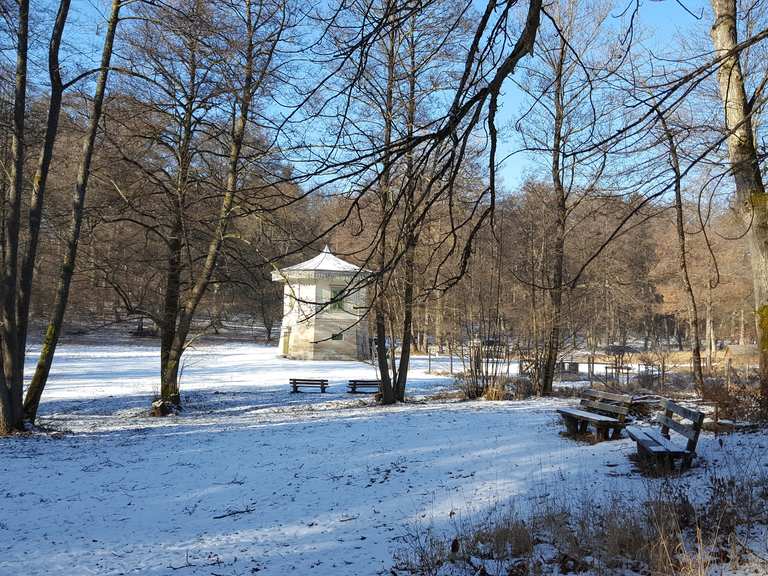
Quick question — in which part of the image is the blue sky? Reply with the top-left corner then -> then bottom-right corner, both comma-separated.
40,0 -> 711,194
494,0 -> 712,190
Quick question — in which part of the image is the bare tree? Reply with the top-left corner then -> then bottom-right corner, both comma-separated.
23,0 -> 123,423
0,0 -> 29,434
513,0 -> 622,393
0,0 -> 124,432
710,0 -> 768,403
101,0 -> 292,411
655,109 -> 705,392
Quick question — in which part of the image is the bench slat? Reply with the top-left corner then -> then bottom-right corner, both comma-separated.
656,414 -> 698,441
627,426 -> 690,456
580,399 -> 629,416
628,428 -> 671,454
290,378 -> 328,393
661,399 -> 705,425
557,408 -> 622,424
582,389 -> 632,404
347,379 -> 380,394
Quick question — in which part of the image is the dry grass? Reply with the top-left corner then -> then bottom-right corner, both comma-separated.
392,465 -> 768,575
701,379 -> 767,423
454,373 -> 535,401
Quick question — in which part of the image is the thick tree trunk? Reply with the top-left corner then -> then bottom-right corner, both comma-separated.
159,219 -> 182,405
0,0 -> 29,434
157,86 -> 194,405
23,0 -> 121,424
152,12 -> 197,408
16,0 -> 71,393
710,0 -> 768,403
14,0 -> 72,425
161,343 -> 183,405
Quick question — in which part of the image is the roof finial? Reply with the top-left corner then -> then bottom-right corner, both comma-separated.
322,244 -> 331,254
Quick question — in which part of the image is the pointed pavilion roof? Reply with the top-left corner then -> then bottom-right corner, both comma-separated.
272,246 -> 363,281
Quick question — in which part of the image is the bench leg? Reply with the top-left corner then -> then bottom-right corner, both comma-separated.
637,444 -> 664,473
563,416 -> 579,435
636,443 -> 650,465
645,452 -> 673,474
578,420 -> 589,435
610,426 -> 622,440
291,385 -> 299,393
595,426 -> 610,442
321,386 -> 327,393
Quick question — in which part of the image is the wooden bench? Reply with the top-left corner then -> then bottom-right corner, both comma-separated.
627,399 -> 704,472
290,378 -> 328,393
557,389 -> 632,441
347,379 -> 380,394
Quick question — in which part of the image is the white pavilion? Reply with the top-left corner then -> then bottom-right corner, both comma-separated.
271,246 -> 369,361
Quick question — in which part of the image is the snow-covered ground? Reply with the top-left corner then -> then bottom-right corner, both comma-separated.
1,341 -> 766,575
18,340 -> 457,415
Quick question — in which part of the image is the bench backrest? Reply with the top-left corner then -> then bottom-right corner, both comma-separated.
579,389 -> 632,422
657,399 -> 705,453
290,378 -> 328,384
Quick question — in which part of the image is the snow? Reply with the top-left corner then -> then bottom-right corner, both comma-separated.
1,341 -> 767,575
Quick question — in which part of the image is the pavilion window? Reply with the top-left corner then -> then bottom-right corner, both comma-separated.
329,288 -> 344,311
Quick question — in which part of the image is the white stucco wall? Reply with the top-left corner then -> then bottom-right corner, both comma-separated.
276,275 -> 369,361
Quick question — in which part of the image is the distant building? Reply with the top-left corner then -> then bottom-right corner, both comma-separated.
271,246 -> 369,361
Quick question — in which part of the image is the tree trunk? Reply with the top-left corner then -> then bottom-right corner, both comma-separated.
396,245 -> 415,402
23,0 -> 121,424
15,1 -> 72,413
375,18 -> 399,405
375,313 -> 393,402
706,287 -> 714,373
161,343 -> 183,405
541,35 -> 568,396
711,0 -> 768,403
658,111 -> 705,392
155,0 -> 259,411
0,0 -> 29,434
394,17 -> 419,403
159,218 -> 182,405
